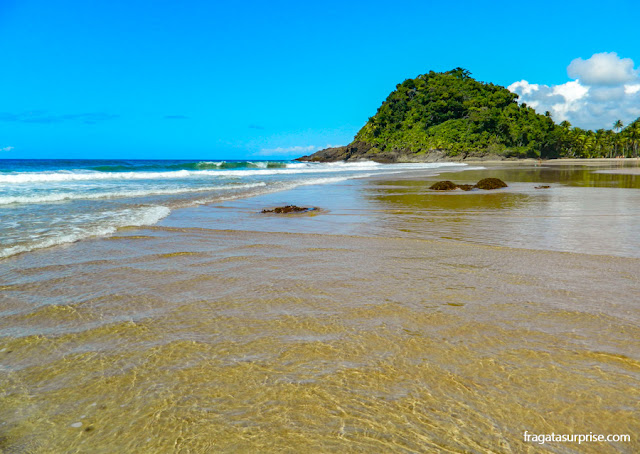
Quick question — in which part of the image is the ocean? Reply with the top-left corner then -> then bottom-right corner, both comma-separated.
1,162 -> 639,452
0,159 -> 468,259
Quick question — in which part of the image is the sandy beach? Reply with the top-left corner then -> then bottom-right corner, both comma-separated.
1,163 -> 639,453
3,1 -> 640,451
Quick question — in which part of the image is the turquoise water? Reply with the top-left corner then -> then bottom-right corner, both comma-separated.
0,159 -> 468,258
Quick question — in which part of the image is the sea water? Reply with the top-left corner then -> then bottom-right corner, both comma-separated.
0,159 -> 467,258
1,163 -> 639,452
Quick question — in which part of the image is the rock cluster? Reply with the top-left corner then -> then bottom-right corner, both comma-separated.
429,181 -> 458,191
430,178 -> 508,191
261,205 -> 313,214
475,178 -> 508,190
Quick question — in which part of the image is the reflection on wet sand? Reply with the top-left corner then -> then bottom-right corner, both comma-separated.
367,165 -> 640,257
453,164 -> 640,188
1,164 -> 639,453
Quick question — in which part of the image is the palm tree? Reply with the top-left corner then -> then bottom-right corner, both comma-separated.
629,121 -> 640,157
584,133 -> 596,158
621,137 -> 630,158
601,129 -> 614,158
613,119 -> 623,132
613,120 -> 624,157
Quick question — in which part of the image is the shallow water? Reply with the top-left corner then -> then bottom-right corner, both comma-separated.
0,159 -> 469,258
365,165 -> 640,257
161,164 -> 640,258
1,164 -> 639,453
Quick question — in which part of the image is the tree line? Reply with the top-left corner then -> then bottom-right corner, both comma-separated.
354,68 -> 640,159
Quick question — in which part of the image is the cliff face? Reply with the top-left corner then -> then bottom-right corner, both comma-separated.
298,68 -> 561,163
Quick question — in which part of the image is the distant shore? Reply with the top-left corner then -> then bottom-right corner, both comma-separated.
542,157 -> 640,164
465,157 -> 640,168
297,143 -> 640,165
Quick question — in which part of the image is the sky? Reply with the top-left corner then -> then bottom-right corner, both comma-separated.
1,0 -> 639,160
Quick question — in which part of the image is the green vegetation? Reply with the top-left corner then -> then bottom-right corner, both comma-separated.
352,68 -> 640,159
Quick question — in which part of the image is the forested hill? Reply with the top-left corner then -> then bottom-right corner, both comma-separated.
298,68 -> 640,162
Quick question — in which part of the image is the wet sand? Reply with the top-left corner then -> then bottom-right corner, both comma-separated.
1,164 -> 639,453
543,158 -> 640,167
595,168 -> 640,175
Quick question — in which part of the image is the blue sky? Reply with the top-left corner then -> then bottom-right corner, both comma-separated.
1,0 -> 639,159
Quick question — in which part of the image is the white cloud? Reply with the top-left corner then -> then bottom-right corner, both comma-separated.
260,145 -> 315,154
509,52 -> 640,129
507,80 -> 539,95
255,145 -> 317,157
1,146 -> 14,152
567,52 -> 638,86
254,144 -> 342,157
552,80 -> 588,103
625,84 -> 640,95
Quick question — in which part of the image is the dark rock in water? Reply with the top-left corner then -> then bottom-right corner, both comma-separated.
430,181 -> 458,191
430,181 -> 477,191
261,205 -> 313,214
475,178 -> 508,190
535,185 -> 550,189
429,179 -> 509,191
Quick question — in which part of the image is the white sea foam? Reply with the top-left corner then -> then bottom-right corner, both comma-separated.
0,182 -> 267,206
291,173 -> 379,187
295,176 -> 352,186
0,205 -> 171,259
0,162 -> 466,184
0,160 -> 472,259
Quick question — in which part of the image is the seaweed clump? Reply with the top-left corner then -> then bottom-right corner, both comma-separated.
475,178 -> 508,190
261,205 -> 313,214
430,181 -> 458,191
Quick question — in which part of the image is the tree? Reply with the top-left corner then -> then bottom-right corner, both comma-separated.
631,122 -> 640,157
560,120 -> 572,129
350,68 -> 640,160
611,120 -> 623,156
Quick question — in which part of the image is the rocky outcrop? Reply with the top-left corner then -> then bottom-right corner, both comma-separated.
430,181 -> 458,190
296,141 -> 513,163
429,179 -> 508,191
474,178 -> 508,190
261,205 -> 315,214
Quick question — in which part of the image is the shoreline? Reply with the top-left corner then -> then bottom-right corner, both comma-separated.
300,156 -> 640,165
1,163 -> 639,452
156,162 -> 640,258
2,176 -> 639,452
468,157 -> 640,165
0,161 -> 472,261
3,160 -> 640,261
